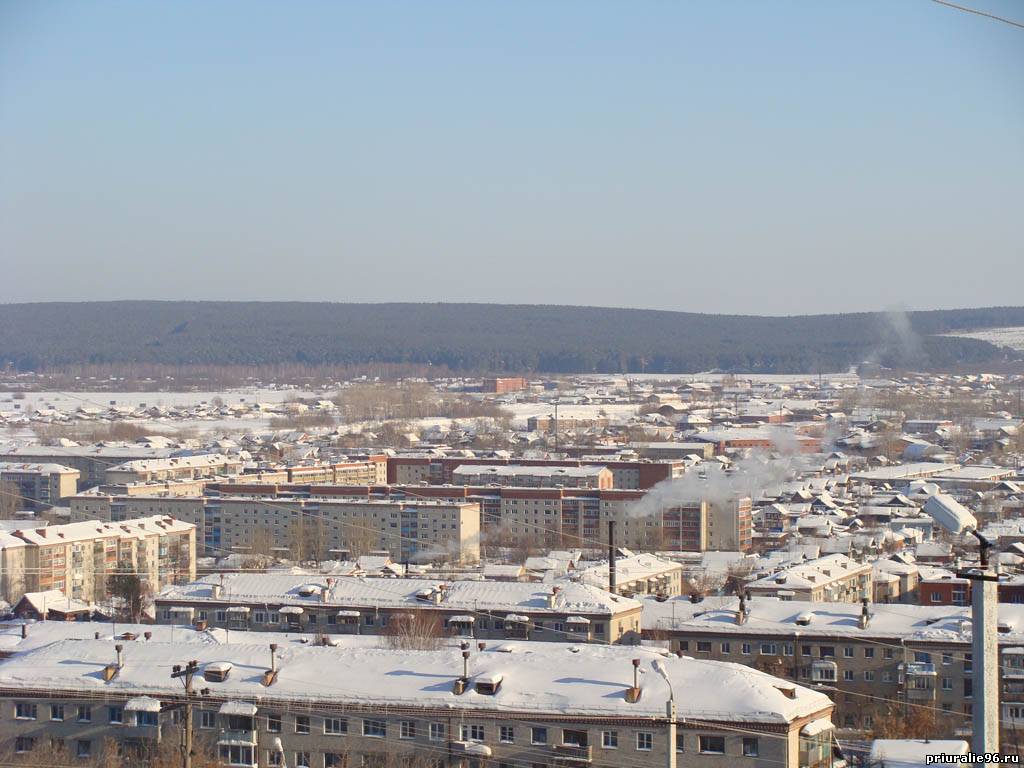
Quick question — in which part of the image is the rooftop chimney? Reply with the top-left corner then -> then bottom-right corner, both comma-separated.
859,597 -> 871,630
20,624 -> 27,640
608,520 -> 617,594
262,643 -> 279,686
736,593 -> 748,625
625,658 -> 642,703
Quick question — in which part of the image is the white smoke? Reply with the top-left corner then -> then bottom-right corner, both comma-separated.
628,427 -> 806,518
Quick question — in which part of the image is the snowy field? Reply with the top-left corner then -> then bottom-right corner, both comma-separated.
942,326 -> 1024,351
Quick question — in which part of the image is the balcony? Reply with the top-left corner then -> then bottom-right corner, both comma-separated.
552,744 -> 593,765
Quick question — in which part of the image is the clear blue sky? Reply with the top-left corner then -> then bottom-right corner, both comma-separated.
1,0 -> 1021,314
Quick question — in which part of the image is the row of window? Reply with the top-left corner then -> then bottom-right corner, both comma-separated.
683,640 -> 970,667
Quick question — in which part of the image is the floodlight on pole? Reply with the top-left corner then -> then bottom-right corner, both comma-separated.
923,493 -> 999,753
652,658 -> 677,768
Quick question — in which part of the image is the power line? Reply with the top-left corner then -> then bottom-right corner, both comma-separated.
930,0 -> 1024,29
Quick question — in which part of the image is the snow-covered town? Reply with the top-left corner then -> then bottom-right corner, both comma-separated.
0,369 -> 1023,766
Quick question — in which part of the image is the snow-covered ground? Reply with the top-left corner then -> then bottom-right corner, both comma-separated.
942,326 -> 1024,351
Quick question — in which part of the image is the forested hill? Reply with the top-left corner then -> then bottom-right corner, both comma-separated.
1,302 -> 1023,374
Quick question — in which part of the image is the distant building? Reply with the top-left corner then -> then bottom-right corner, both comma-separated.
481,376 -> 528,393
104,454 -> 243,484
0,462 -> 80,511
744,554 -> 871,602
451,464 -> 614,489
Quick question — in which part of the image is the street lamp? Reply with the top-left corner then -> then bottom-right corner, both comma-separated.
651,658 -> 677,768
924,494 -> 999,753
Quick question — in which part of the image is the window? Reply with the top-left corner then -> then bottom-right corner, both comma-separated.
602,731 -> 618,749
743,737 -> 759,756
363,719 -> 386,738
324,717 -> 347,735
108,706 -> 123,724
563,729 -> 588,747
267,713 -> 282,733
741,643 -> 751,655
964,679 -> 973,698
636,732 -> 653,751
294,752 -> 310,768
200,710 -> 216,729
819,646 -> 835,658
77,706 -> 92,723
401,721 -> 416,739
267,751 -> 283,767
500,726 -> 515,743
883,671 -> 893,683
885,648 -> 894,660
220,745 -> 254,766
783,643 -> 794,656
720,642 -> 730,654
864,670 -> 875,682
136,711 -> 158,727
864,716 -> 874,728
50,704 -> 64,721
843,670 -> 854,681
15,702 -> 37,720
942,677 -> 953,691
531,727 -> 548,745
964,653 -> 973,672
914,651 -> 932,664
843,647 -> 854,658
461,724 -> 485,742
942,653 -> 953,665
801,645 -> 812,656
696,641 -> 712,652
325,755 -> 343,768
430,723 -> 446,742
864,647 -> 875,658
760,643 -> 776,656
931,591 -> 942,602
77,740 -> 92,759
700,735 -> 726,754
295,715 -> 310,734
14,737 -> 34,753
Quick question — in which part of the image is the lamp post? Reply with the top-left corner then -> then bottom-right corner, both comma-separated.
652,659 -> 677,768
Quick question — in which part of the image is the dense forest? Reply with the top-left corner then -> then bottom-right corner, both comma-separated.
0,302 -> 1022,374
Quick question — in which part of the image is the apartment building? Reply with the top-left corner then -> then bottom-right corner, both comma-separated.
745,554 -> 872,602
451,464 -> 614,489
217,482 -> 753,553
156,574 -> 643,644
572,554 -> 686,597
71,492 -> 480,564
104,454 -> 244,485
481,375 -> 528,393
642,595 -> 1024,744
0,462 -> 80,511
386,455 -> 685,490
0,637 -> 835,768
0,445 -> 179,490
0,516 -> 196,605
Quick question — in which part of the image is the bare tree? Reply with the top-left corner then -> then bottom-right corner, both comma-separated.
384,612 -> 445,651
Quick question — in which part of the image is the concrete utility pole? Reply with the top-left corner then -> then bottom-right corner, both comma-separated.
963,537 -> 1000,753
652,659 -> 677,768
171,659 -> 200,768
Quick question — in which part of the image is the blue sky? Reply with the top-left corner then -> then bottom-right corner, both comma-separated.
1,0 -> 1021,314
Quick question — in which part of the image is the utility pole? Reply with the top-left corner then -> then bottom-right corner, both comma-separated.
171,659 -> 200,768
553,400 -> 559,455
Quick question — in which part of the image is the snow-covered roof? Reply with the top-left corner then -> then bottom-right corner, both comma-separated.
868,739 -> 969,767
642,595 -> 1024,644
0,638 -> 832,725
158,574 -> 639,617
